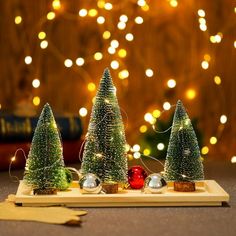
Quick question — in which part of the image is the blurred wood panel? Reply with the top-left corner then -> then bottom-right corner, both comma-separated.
0,0 -> 235,160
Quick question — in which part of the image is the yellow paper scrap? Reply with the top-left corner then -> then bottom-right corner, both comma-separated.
0,196 -> 87,225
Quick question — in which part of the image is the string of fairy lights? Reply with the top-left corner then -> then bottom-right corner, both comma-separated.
9,0 -> 236,163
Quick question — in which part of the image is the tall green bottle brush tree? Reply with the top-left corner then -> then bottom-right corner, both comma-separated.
81,68 -> 128,188
164,100 -> 204,192
24,103 -> 72,194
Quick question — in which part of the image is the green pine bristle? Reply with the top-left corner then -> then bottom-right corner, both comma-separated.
164,100 -> 204,182
23,103 -> 70,191
81,68 -> 128,184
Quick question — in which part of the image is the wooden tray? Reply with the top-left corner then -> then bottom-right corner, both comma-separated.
15,180 -> 229,207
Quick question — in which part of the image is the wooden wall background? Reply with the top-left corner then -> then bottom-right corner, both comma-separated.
0,0 -> 235,160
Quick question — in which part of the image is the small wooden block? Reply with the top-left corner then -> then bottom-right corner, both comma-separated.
33,188 -> 57,195
174,182 -> 195,192
102,183 -> 118,194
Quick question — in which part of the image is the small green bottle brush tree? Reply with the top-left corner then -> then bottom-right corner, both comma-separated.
81,68 -> 128,192
24,103 -> 72,195
164,100 -> 204,192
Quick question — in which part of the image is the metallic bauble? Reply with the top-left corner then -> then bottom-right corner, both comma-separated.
128,165 -> 148,189
79,173 -> 102,194
143,173 -> 167,194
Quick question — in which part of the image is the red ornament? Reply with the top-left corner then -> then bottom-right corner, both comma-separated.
128,165 -> 148,189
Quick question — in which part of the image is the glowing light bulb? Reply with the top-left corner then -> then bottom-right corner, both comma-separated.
94,52 -> 103,60
214,35 -> 221,43
32,79 -> 40,88
110,40 -> 119,48
79,9 -> 87,17
231,156 -> 236,163
88,9 -> 98,17
118,49 -> 127,58
108,47 -> 116,54
198,18 -> 206,25
119,15 -> 128,22
141,4 -> 149,11
117,22 -> 126,30
47,12 -> 56,20
11,156 -> 16,162
143,149 -> 151,156
167,79 -> 176,88
135,16 -> 144,24
220,115 -> 227,124
144,113 -> 153,122
152,109 -> 161,118
110,60 -> 119,69
144,113 -> 156,124
79,107 -> 88,117
137,0 -> 146,7
92,97 -> 96,104
64,59 -> 73,67
145,69 -> 154,77
139,125 -> 147,133
97,0 -> 105,8
118,70 -> 129,79
169,0 -> 178,8
234,41 -> 236,48
33,96 -> 40,106
96,153 -> 103,158
52,0 -> 61,10
163,102 -> 171,110
201,146 -> 209,155
198,9 -> 205,17
128,154 -> 133,161
15,16 -> 22,24
103,31 -> 111,39
125,33 -> 134,41
104,3 -> 113,10
215,33 -> 222,43
125,144 -> 130,152
210,36 -> 217,43
214,76 -> 221,85
97,16 -> 105,24
186,89 -> 196,100
38,31 -> 46,40
201,61 -> 209,69
157,143 -> 165,151
133,144 -> 140,152
87,82 -> 96,92
76,57 -> 84,66
40,40 -> 48,49
133,152 -> 141,159
199,24 -> 207,31
204,54 -> 211,61
210,136 -> 217,145
24,56 -> 32,65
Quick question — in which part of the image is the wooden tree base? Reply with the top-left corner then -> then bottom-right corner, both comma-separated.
102,183 -> 118,194
174,182 -> 195,192
33,188 -> 57,195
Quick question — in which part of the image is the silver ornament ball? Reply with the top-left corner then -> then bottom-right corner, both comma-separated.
143,173 -> 167,194
79,173 -> 102,194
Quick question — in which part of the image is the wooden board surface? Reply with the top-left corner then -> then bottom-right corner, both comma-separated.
15,180 -> 229,207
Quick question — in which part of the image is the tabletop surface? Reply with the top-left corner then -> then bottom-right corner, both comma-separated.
0,160 -> 235,236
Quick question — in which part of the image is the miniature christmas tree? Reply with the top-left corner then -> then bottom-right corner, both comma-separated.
24,103 -> 72,194
81,68 -> 128,187
164,100 -> 204,191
